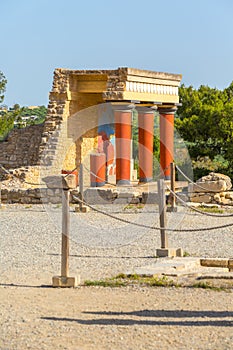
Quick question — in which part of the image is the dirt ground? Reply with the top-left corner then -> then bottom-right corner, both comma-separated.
0,282 -> 233,350
1,205 -> 233,349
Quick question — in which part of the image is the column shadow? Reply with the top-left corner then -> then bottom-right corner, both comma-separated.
41,309 -> 233,327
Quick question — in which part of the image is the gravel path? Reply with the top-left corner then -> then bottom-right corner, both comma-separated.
0,204 -> 233,349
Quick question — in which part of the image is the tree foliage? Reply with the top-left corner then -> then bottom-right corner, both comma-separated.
0,71 -> 7,104
19,105 -> 47,122
176,83 -> 233,178
0,112 -> 15,141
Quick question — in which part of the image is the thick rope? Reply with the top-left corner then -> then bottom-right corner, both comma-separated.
83,164 -> 170,187
73,196 -> 233,232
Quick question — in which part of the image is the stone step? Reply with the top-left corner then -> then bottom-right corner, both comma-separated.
126,258 -> 201,277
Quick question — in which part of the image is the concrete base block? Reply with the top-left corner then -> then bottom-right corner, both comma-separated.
52,275 -> 80,288
156,248 -> 183,258
75,205 -> 90,213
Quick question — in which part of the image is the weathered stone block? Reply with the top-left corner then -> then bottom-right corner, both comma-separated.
219,198 -> 232,205
219,191 -> 226,197
84,188 -> 117,204
113,198 -> 128,204
176,192 -> 189,202
188,180 -> 227,193
225,192 -> 233,200
197,172 -> 232,190
20,197 -> 32,204
118,191 -> 139,198
213,194 -> 221,203
43,174 -> 77,190
47,189 -> 54,196
141,192 -> 159,204
128,197 -> 140,204
74,205 -> 90,213
200,258 -> 228,268
190,194 -> 212,203
50,196 -> 62,204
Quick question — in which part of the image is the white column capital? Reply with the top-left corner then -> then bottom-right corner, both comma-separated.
158,106 -> 177,115
136,106 -> 156,114
111,103 -> 135,113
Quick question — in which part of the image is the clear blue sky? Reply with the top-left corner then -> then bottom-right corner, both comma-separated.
1,0 -> 233,107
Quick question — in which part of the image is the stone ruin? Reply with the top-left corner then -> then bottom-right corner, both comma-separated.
0,67 -> 183,204
1,67 -> 233,207
188,172 -> 233,206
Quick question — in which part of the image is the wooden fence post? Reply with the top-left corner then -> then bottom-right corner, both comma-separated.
170,162 -> 177,212
61,189 -> 70,277
79,164 -> 84,211
157,178 -> 168,249
156,176 -> 183,258
75,163 -> 89,213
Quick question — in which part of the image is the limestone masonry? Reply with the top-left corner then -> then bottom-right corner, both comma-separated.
1,68 -> 233,206
0,67 -> 183,204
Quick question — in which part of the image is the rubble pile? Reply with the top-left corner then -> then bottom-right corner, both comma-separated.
188,172 -> 233,205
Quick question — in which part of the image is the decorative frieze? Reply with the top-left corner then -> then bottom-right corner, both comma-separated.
125,81 -> 179,95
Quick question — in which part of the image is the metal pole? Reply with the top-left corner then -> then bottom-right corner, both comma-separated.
158,178 -> 168,249
61,189 -> 70,277
79,164 -> 84,210
170,162 -> 176,211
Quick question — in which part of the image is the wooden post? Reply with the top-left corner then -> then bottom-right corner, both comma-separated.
79,164 -> 84,210
61,189 -> 70,277
156,173 -> 183,258
0,181 -> 1,209
158,179 -> 168,249
170,162 -> 177,211
43,174 -> 79,287
75,163 -> 89,213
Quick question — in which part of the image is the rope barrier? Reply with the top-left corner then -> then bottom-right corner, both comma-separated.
83,163 -> 171,187
83,164 -> 117,187
166,183 -> 233,218
2,161 -> 233,232
73,195 -> 233,232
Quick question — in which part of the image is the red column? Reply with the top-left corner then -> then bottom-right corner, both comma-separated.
137,107 -> 155,183
113,104 -> 133,185
158,107 -> 176,179
90,153 -> 106,187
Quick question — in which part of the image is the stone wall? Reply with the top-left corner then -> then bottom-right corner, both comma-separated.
0,67 -> 182,203
0,68 -> 100,192
0,124 -> 44,169
40,68 -> 100,181
0,187 -> 80,205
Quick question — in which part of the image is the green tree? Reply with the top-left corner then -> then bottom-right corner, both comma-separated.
19,105 -> 47,125
175,83 -> 233,179
0,71 -> 7,104
0,112 -> 15,140
0,71 -> 47,139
